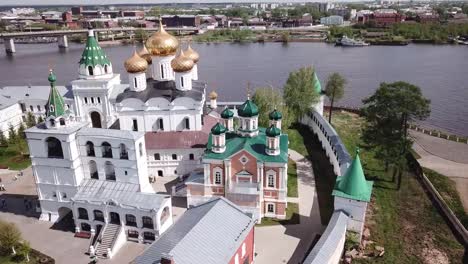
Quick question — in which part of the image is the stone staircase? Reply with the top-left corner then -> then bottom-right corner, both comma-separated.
95,223 -> 120,258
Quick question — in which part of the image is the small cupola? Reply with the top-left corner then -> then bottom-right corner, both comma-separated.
78,28 -> 113,80
45,70 -> 73,129
211,122 -> 227,153
184,43 -> 200,80
124,51 -> 148,92
269,108 -> 283,130
138,45 -> 152,65
265,124 -> 281,156
171,50 -> 194,91
237,98 -> 259,137
220,107 -> 234,131
209,90 -> 218,109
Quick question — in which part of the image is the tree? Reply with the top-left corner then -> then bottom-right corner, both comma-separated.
37,116 -> 44,123
361,82 -> 430,170
283,67 -> 320,121
7,124 -> 16,144
0,130 -> 7,146
325,73 -> 346,124
0,220 -> 22,255
25,112 -> 36,128
252,87 -> 293,129
17,122 -> 26,140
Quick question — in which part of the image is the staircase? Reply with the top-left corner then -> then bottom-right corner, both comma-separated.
95,223 -> 120,258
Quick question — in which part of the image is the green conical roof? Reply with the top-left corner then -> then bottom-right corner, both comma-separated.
79,30 -> 111,67
332,149 -> 373,202
46,70 -> 66,118
313,72 -> 322,94
211,122 -> 227,135
269,108 -> 282,120
238,99 -> 259,117
221,107 -> 234,119
266,125 -> 281,137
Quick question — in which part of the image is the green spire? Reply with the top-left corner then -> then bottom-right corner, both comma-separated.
238,99 -> 259,117
46,70 -> 66,118
266,124 -> 281,137
221,107 -> 234,119
313,71 -> 322,94
211,122 -> 227,135
332,148 -> 373,202
79,29 -> 111,67
269,108 -> 282,121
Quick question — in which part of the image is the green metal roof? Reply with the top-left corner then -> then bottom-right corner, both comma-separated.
211,122 -> 227,135
79,33 -> 111,67
221,107 -> 234,119
46,71 -> 66,118
269,108 -> 282,120
313,72 -> 322,94
332,149 -> 373,202
204,128 -> 288,163
266,125 -> 281,137
237,99 -> 259,117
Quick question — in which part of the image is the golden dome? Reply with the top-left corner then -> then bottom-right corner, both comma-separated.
171,50 -> 194,73
145,21 -> 179,56
209,90 -> 218,100
138,45 -> 152,65
124,51 -> 148,73
184,43 -> 200,63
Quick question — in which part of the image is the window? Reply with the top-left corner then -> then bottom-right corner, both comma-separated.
78,208 -> 88,220
215,171 -> 222,185
158,170 -> 163,177
125,170 -> 128,176
101,142 -> 112,158
88,66 -> 94,76
91,97 -> 95,104
144,232 -> 155,241
184,118 -> 190,130
242,243 -> 246,257
62,193 -> 67,199
86,141 -> 95,157
181,76 -> 184,87
172,154 -> 177,160
84,97 -> 88,104
142,216 -> 154,229
49,105 -> 55,113
46,137 -> 63,159
134,77 -> 138,88
29,105 -> 34,112
132,119 -> 138,131
160,64 -> 164,79
267,174 -> 275,188
128,230 -> 139,238
119,143 -> 128,160
94,210 -> 104,222
105,161 -> 115,181
267,203 -> 275,213
59,118 -> 65,126
235,253 -> 239,264
97,97 -> 101,104
139,143 -> 143,157
158,118 -> 164,131
104,65 -> 109,74
154,153 -> 160,160
89,160 -> 98,179
81,223 -> 91,232
189,153 -> 194,160
52,192 -> 57,198
126,214 -> 137,227
50,119 -> 55,126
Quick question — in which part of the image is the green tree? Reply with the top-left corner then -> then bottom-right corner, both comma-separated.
25,112 -> 37,128
0,220 -> 22,255
17,122 -> 26,140
37,116 -> 44,123
7,124 -> 16,144
283,67 -> 320,121
325,73 -> 346,124
361,81 -> 430,170
252,87 -> 293,129
0,130 -> 7,146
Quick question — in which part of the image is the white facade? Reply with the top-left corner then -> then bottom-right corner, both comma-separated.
151,55 -> 175,81
320,16 -> 344,26
334,196 -> 367,237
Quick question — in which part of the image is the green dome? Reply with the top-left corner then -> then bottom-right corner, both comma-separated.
221,107 -> 234,119
79,30 -> 111,67
211,122 -> 227,135
269,109 -> 282,120
238,99 -> 259,117
48,71 -> 57,83
266,125 -> 281,137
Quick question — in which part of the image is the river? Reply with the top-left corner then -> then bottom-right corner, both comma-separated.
0,42 -> 467,136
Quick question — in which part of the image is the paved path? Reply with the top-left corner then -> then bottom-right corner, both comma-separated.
255,149 -> 324,264
411,131 -> 468,212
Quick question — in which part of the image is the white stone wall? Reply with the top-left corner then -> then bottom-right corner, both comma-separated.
151,55 -> 175,81
128,72 -> 147,92
334,197 -> 367,236
0,103 -> 23,136
147,148 -> 204,176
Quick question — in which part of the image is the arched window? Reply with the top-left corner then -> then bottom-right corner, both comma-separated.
184,117 -> 190,130
142,216 -> 154,229
189,153 -> 194,160
46,137 -> 63,159
89,160 -> 98,179
50,105 -> 55,113
29,105 -> 34,112
49,119 -> 55,127
104,65 -> 109,74
134,77 -> 138,88
158,118 -> 164,131
215,171 -> 222,184
154,153 -> 160,160
59,118 -> 65,126
160,64 -> 164,79
171,154 -> 177,160
119,143 -> 128,160
81,223 -> 91,232
160,207 -> 170,225
105,161 -> 115,181
94,210 -> 104,222
78,207 -> 88,220
91,97 -> 95,104
37,105 -> 41,111
86,141 -> 95,156
88,66 -> 94,76
181,76 -> 184,87
126,214 -> 137,227
84,97 -> 88,104
267,173 -> 275,188
102,142 -> 112,158
132,119 -> 138,131
139,143 -> 143,157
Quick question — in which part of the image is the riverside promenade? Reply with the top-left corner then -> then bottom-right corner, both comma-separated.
411,130 -> 468,211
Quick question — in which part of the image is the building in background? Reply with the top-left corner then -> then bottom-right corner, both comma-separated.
321,15 -> 344,26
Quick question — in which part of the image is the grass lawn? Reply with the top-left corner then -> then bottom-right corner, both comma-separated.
327,110 -> 465,263
287,159 -> 298,197
257,202 -> 299,226
423,168 -> 468,229
0,141 -> 31,171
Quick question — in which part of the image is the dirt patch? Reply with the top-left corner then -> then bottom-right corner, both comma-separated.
421,235 -> 449,264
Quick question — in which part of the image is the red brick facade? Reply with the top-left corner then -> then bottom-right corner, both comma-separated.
228,226 -> 255,264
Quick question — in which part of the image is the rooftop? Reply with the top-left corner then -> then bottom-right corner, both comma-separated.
77,127 -> 145,140
0,85 -> 73,110
134,197 -> 254,264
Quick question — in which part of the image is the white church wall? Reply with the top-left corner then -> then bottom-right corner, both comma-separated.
147,148 -> 204,177
334,196 -> 367,236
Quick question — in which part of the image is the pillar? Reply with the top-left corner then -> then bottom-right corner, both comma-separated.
5,38 -> 15,54
58,35 -> 69,48
94,31 -> 99,42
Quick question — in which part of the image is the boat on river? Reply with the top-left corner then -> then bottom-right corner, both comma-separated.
336,35 -> 369,47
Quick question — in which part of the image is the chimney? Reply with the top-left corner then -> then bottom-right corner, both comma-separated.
161,254 -> 175,264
